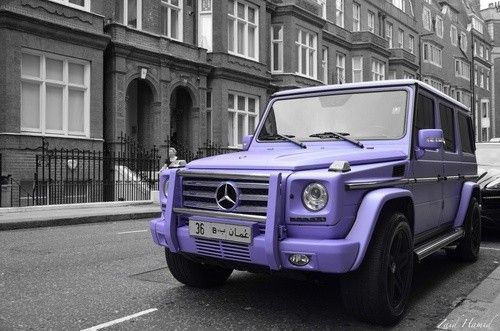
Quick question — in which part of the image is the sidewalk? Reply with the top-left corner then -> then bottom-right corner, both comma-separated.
0,200 -> 161,231
436,264 -> 500,330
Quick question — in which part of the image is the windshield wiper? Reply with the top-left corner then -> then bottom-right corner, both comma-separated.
309,132 -> 364,149
260,134 -> 307,149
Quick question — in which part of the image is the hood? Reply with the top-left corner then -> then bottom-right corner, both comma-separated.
478,168 -> 500,189
186,147 -> 408,171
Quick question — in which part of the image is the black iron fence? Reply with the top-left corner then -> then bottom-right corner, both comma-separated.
165,138 -> 239,164
1,134 -> 240,207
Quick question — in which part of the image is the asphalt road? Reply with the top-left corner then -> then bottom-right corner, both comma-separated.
1,219 -> 499,331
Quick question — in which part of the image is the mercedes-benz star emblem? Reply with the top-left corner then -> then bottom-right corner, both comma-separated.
215,182 -> 238,211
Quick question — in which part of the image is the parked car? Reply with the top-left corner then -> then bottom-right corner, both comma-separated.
150,80 -> 480,325
476,143 -> 500,227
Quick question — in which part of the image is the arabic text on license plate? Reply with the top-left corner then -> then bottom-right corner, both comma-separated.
189,220 -> 252,244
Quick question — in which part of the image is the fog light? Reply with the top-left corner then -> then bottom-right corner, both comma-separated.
289,254 -> 310,266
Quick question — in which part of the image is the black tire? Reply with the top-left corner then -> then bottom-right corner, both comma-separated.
448,197 -> 481,262
341,212 -> 414,325
165,249 -> 233,288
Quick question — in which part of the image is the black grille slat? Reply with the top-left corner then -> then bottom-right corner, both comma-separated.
181,175 -> 269,218
195,238 -> 251,262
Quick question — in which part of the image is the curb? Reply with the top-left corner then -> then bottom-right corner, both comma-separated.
436,264 -> 500,330
0,211 -> 161,231
0,200 -> 156,215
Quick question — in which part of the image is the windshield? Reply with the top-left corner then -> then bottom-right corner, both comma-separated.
258,90 -> 408,141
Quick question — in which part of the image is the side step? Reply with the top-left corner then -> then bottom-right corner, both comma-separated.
414,228 -> 465,261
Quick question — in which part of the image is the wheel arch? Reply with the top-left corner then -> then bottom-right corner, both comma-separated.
346,188 -> 414,271
453,181 -> 480,228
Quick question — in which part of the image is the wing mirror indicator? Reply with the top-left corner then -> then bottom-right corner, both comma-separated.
242,135 -> 254,151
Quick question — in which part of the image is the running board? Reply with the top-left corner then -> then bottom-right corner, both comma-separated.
414,228 -> 465,261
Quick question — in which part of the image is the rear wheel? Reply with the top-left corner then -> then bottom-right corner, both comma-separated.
341,212 -> 414,325
448,197 -> 481,262
165,249 -> 233,288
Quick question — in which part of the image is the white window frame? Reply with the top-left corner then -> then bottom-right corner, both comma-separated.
392,0 -> 405,11
352,56 -> 363,83
371,59 -> 385,81
435,15 -> 443,38
480,70 -> 484,88
335,0 -> 344,28
206,90 -> 213,141
455,59 -> 470,81
198,0 -> 212,51
49,0 -> 90,11
423,6 -> 432,32
316,0 -> 326,19
116,0 -> 142,30
423,42 -> 442,67
295,29 -> 317,79
20,49 -> 90,138
460,31 -> 467,51
386,22 -> 393,48
336,53 -> 345,84
271,25 -> 283,73
227,92 -> 259,148
486,73 -> 490,90
228,0 -> 259,61
450,25 -> 458,46
409,35 -> 414,54
367,11 -> 375,34
353,3 -> 361,32
161,0 -> 183,41
423,77 -> 443,91
481,99 -> 489,119
403,72 -> 415,79
472,16 -> 484,34
397,29 -> 404,49
479,44 -> 484,58
322,47 -> 328,84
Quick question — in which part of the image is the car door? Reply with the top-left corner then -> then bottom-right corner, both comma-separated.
410,92 -> 444,235
439,102 -> 461,226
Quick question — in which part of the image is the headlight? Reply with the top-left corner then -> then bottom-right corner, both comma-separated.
163,178 -> 169,198
486,178 -> 500,189
302,182 -> 328,212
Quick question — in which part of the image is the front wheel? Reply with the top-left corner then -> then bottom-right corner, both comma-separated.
165,249 -> 233,288
341,212 -> 414,325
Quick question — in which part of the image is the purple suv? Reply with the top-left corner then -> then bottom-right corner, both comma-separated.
150,80 -> 480,325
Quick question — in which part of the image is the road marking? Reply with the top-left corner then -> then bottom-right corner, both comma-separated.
117,230 -> 148,235
480,246 -> 500,251
80,308 -> 158,331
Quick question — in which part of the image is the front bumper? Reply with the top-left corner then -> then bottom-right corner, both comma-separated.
150,217 -> 359,274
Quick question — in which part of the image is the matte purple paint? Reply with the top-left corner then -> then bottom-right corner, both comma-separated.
150,81 -> 478,275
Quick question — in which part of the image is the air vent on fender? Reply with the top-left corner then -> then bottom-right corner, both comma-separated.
392,164 -> 406,177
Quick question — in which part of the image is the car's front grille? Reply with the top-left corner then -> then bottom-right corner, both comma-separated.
194,238 -> 251,262
181,175 -> 269,217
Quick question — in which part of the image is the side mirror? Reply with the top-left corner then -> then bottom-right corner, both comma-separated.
242,135 -> 254,150
418,129 -> 444,150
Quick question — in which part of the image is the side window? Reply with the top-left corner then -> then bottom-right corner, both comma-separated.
439,103 -> 456,152
414,94 -> 435,144
458,113 -> 474,154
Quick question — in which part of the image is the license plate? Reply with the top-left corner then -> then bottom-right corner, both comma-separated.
189,220 -> 252,244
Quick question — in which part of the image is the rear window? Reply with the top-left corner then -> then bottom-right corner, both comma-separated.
439,104 -> 456,152
458,113 -> 474,154
414,94 -> 435,144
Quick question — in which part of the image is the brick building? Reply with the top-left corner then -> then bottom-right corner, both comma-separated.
481,1 -> 500,138
0,0 -> 495,186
